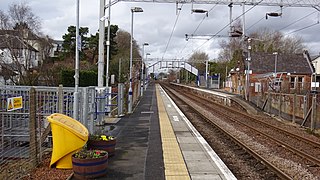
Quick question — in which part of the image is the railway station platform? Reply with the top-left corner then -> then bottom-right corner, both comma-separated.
86,83 -> 236,180
173,83 -> 258,115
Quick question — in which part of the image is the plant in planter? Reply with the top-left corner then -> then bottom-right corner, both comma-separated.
87,134 -> 117,156
72,148 -> 109,180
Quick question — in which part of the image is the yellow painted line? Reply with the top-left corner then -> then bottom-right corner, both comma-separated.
156,84 -> 190,180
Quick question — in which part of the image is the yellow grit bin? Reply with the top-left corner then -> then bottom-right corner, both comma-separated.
47,113 -> 89,169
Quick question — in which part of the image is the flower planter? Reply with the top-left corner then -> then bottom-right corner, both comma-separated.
87,138 -> 116,156
72,152 -> 108,180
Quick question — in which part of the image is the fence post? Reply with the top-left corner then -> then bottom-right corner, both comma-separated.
292,93 -> 296,123
256,95 -> 259,108
29,87 -> 38,167
118,83 -> 124,116
311,94 -> 317,130
268,92 -> 271,114
278,93 -> 282,117
303,95 -> 307,119
82,87 -> 89,127
58,85 -> 63,114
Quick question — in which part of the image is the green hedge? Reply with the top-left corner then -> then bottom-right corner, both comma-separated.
60,69 -> 98,87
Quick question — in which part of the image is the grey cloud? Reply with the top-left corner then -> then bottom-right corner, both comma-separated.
1,0 -> 319,59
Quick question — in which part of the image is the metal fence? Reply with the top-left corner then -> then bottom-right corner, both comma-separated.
251,91 -> 320,130
0,84 -> 127,179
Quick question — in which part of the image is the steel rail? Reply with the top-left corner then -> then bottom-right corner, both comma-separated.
181,87 -> 320,166
161,83 -> 293,180
195,88 -> 320,148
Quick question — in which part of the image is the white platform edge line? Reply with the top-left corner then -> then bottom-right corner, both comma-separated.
172,83 -> 235,98
159,86 -> 237,180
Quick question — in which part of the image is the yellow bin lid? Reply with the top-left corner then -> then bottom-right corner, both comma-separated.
47,113 -> 89,141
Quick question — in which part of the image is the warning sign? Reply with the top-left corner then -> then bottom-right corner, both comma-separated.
7,96 -> 23,111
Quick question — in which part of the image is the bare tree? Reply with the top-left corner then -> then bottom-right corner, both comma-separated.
168,69 -> 177,82
8,2 -> 41,34
249,27 -> 305,53
218,27 -> 306,63
113,29 -> 141,83
0,10 -> 11,29
188,51 -> 209,73
0,3 -> 52,86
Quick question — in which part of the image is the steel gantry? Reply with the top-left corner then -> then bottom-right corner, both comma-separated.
106,0 -> 320,10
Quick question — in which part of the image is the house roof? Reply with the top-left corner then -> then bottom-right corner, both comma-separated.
0,30 -> 38,52
312,55 -> 320,62
249,52 -> 313,75
0,29 -> 38,40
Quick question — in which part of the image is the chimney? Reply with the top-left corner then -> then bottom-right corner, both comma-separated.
22,29 -> 28,39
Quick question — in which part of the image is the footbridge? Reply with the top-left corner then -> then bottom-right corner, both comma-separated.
147,60 -> 198,76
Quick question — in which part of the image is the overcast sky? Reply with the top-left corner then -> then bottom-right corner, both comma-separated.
1,0 -> 320,61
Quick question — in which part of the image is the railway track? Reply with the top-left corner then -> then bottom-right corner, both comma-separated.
161,83 -> 320,179
181,87 -> 320,166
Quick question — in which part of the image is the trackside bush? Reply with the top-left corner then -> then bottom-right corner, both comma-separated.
60,69 -> 98,87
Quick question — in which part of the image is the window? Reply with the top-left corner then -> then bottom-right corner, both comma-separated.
255,82 -> 261,92
290,76 -> 304,90
298,76 -> 304,89
290,77 -> 295,89
13,49 -> 23,58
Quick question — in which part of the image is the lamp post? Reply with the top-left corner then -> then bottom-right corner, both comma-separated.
144,53 -> 151,90
236,67 -> 240,94
128,7 -> 143,114
106,0 -> 111,87
245,38 -> 251,101
73,0 -> 80,120
144,53 -> 150,90
273,52 -> 278,75
315,61 -> 318,91
140,42 -> 149,96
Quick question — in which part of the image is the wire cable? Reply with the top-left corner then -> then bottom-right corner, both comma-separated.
182,0 -> 263,59
162,4 -> 184,59
278,11 -> 317,31
177,4 -> 218,57
285,21 -> 319,35
246,0 -> 305,32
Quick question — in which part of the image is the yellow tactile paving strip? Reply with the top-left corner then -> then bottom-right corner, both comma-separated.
156,85 -> 190,180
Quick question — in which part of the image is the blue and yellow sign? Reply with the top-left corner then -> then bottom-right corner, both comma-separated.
7,96 -> 23,111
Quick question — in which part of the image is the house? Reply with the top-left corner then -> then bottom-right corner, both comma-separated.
50,40 -> 64,57
312,55 -> 320,88
229,51 -> 314,97
0,30 -> 40,85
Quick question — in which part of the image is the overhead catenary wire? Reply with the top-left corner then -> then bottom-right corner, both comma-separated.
265,10 -> 318,36
162,4 -> 184,59
247,9 -> 317,37
246,5 -> 286,31
182,0 -> 263,60
247,0 -> 301,31
278,11 -> 317,32
247,0 -> 315,34
177,4 -> 218,57
285,21 -> 319,35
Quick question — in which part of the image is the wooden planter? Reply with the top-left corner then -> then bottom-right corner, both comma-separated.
87,139 -> 116,156
72,153 -> 108,180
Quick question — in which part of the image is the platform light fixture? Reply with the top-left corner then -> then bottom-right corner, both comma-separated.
192,9 -> 208,16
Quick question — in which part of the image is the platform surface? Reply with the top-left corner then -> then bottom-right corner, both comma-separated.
83,83 -> 235,180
